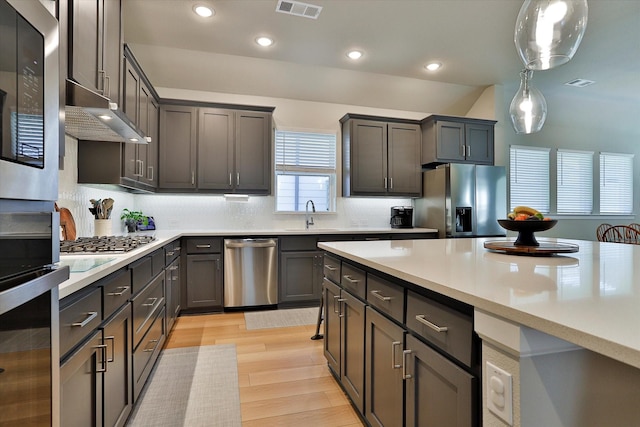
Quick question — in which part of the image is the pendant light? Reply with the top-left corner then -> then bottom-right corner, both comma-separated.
510,69 -> 547,134
514,0 -> 588,70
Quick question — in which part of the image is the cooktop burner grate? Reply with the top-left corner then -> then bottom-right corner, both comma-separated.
60,235 -> 155,254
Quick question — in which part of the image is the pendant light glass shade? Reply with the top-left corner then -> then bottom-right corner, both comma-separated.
510,70 -> 547,134
514,0 -> 588,70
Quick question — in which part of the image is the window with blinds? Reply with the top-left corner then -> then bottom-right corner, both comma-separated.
557,149 -> 593,214
600,152 -> 634,214
275,130 -> 337,212
509,145 -> 550,213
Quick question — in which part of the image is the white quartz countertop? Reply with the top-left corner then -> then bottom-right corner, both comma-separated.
56,227 -> 436,299
318,238 -> 640,369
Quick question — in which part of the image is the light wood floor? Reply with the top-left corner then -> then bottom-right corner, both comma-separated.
165,311 -> 364,427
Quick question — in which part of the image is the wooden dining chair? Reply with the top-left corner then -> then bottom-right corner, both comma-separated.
596,223 -> 613,242
600,225 -> 640,244
628,223 -> 640,233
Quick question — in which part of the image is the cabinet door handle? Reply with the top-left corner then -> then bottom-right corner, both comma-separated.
461,144 -> 466,157
104,335 -> 115,363
332,295 -> 341,314
384,177 -> 388,189
370,290 -> 392,302
389,177 -> 393,189
72,311 -> 98,328
142,297 -> 158,307
216,258 -> 220,270
236,172 -> 240,186
98,69 -> 106,95
229,173 -> 232,186
148,165 -> 154,181
324,264 -> 337,271
415,314 -> 448,333
342,275 -> 360,285
196,244 -> 211,249
337,298 -> 347,318
402,349 -> 412,380
191,171 -> 195,185
104,74 -> 111,99
94,344 -> 108,373
107,286 -> 130,296
466,145 -> 470,157
391,341 -> 402,369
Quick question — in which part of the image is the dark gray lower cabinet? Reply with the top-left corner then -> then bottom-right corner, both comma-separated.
279,250 -> 323,305
323,279 -> 341,375
405,334 -> 475,427
165,257 -> 181,331
60,329 -> 104,427
365,306 -> 405,427
186,254 -> 223,309
101,304 -> 133,427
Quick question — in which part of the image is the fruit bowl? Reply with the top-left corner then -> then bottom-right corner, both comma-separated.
497,219 -> 557,246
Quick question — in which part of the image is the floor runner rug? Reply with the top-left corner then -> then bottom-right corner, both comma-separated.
126,344 -> 241,427
244,307 -> 319,330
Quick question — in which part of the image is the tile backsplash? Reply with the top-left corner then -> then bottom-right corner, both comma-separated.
60,137 -> 412,236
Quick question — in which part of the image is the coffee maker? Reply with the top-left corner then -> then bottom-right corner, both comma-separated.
390,206 -> 413,228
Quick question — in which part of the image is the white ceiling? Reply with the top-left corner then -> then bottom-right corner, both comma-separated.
122,0 -> 640,116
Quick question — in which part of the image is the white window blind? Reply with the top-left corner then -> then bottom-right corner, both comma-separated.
509,145 -> 550,213
600,152 -> 634,214
275,130 -> 337,212
557,149 -> 593,214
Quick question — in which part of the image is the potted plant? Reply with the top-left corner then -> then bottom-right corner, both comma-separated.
120,209 -> 147,233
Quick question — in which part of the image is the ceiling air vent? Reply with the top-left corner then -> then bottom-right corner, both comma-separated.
276,0 -> 322,19
564,78 -> 595,88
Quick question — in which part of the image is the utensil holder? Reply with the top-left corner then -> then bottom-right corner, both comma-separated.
94,219 -> 112,236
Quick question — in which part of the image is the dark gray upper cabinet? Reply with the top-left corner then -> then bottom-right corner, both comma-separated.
198,108 -> 234,190
341,114 -> 422,197
235,111 -> 272,194
67,0 -> 121,104
159,105 -> 198,189
421,115 -> 496,167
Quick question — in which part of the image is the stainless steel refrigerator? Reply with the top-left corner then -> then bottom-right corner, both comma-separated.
415,163 -> 507,238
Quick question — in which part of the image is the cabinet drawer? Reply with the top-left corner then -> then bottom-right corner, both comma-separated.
366,274 -> 404,323
186,238 -> 221,254
151,249 -> 164,278
101,268 -> 132,320
406,290 -> 473,368
133,307 -> 165,401
323,254 -> 341,284
341,262 -> 366,299
131,273 -> 165,348
130,255 -> 153,296
164,240 -> 181,265
280,236 -> 318,251
60,287 -> 103,358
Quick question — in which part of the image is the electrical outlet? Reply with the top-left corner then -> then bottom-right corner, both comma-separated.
486,361 -> 513,426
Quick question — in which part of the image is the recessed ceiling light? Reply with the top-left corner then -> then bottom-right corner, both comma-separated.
425,62 -> 442,71
347,50 -> 363,60
193,5 -> 214,18
256,37 -> 274,47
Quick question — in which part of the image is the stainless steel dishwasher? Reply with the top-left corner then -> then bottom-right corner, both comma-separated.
223,238 -> 278,307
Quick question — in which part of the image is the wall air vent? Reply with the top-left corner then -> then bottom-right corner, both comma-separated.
276,0 -> 322,19
564,78 -> 595,88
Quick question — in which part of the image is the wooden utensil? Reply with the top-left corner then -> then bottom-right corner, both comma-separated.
55,203 -> 77,241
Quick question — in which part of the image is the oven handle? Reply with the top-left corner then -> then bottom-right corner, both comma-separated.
72,311 -> 98,328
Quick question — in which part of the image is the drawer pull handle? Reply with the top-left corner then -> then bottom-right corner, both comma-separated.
143,339 -> 159,352
324,264 -> 337,271
342,275 -> 360,285
167,251 -> 175,256
174,246 -> 181,252
402,349 -> 412,380
196,244 -> 211,249
94,344 -> 108,372
371,290 -> 391,302
391,341 -> 402,369
72,311 -> 98,328
415,314 -> 448,333
142,297 -> 158,307
169,266 -> 179,271
107,286 -> 130,296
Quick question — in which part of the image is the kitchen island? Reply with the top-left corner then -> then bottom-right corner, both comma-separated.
318,237 -> 640,427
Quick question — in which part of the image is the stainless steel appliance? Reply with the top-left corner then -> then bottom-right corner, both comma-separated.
1,2 -> 68,425
60,235 -> 155,254
415,163 -> 507,238
224,238 -> 278,308
390,206 -> 413,228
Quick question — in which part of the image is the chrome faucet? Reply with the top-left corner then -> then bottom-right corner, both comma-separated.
305,200 -> 316,229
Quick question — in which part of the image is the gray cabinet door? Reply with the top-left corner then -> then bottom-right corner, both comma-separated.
198,108 -> 234,190
340,289 -> 366,413
165,257 -> 180,331
405,334 -> 476,427
235,111 -> 271,193
323,278 -> 341,376
279,251 -> 322,304
435,121 -> 466,162
102,0 -> 121,105
145,98 -> 159,186
61,329 -> 104,427
159,105 -> 197,189
465,123 -> 494,164
350,119 -> 388,194
102,304 -> 133,427
69,0 -> 101,93
365,306 -> 405,427
186,254 -> 222,309
387,122 -> 422,196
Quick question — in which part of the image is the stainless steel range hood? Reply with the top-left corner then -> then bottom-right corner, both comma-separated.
64,79 -> 149,144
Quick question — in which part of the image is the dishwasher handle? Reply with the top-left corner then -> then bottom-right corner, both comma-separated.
225,239 -> 277,249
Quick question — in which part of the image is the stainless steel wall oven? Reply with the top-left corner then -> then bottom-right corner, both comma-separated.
0,1 -> 68,426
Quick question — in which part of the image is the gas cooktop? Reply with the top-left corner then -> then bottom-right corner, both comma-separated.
60,235 -> 155,254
